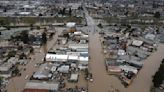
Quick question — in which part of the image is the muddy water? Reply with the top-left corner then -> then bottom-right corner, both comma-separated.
88,32 -> 164,92
88,33 -> 112,92
6,29 -> 62,92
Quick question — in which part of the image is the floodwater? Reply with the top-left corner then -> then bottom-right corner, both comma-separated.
84,7 -> 164,92
88,32 -> 164,92
6,28 -> 62,92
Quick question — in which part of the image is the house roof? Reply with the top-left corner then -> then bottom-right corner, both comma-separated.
46,54 -> 68,62
68,55 -> 79,60
70,73 -> 78,81
25,81 -> 59,91
66,22 -> 76,28
132,40 -> 143,46
23,89 -> 49,92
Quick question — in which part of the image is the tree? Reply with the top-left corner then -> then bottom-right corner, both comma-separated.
17,45 -> 23,50
7,50 -> 16,58
42,32 -> 47,44
154,12 -> 161,19
152,59 -> 164,87
97,23 -> 103,28
36,26 -> 40,30
19,53 -> 27,59
20,31 -> 29,44
38,13 -> 43,16
30,24 -> 34,30
69,8 -> 72,16
30,47 -> 34,53
62,8 -> 66,15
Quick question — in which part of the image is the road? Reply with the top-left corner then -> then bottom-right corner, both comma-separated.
84,5 -> 164,92
84,4 -> 113,92
6,28 -> 62,92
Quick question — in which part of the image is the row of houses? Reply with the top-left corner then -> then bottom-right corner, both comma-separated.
22,23 -> 89,92
101,25 -> 159,86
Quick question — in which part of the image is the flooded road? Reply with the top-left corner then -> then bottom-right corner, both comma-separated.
7,28 -> 62,92
88,33 -> 111,92
84,5 -> 164,92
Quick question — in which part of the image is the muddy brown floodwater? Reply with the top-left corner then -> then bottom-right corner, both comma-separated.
88,32 -> 164,92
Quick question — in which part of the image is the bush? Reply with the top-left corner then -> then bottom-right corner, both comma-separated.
152,59 -> 164,87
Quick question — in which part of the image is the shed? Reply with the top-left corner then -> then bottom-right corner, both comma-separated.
145,34 -> 155,41
66,22 -> 76,28
118,49 -> 126,56
132,40 -> 143,47
57,65 -> 70,73
69,73 -> 79,82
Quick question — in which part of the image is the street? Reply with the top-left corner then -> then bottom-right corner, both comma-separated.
6,28 -> 62,92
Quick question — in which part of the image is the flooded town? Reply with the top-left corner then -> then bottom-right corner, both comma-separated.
0,0 -> 164,92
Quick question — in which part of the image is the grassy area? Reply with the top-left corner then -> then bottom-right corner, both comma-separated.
97,16 -> 164,25
0,16 -> 83,26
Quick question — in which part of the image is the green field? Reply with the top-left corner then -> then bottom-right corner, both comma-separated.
0,16 -> 83,26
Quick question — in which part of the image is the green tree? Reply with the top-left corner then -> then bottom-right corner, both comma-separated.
154,12 -> 161,19
69,8 -> 72,16
42,32 -> 47,44
20,31 -> 29,44
152,59 -> 164,87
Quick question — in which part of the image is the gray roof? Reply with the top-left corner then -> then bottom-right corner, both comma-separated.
25,81 -> 59,91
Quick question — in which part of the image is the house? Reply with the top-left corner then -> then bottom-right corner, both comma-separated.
68,55 -> 79,62
23,81 -> 59,92
66,22 -> 76,28
119,65 -> 138,74
23,89 -> 49,92
79,56 -> 89,65
145,34 -> 156,41
69,73 -> 79,82
33,63 -> 53,80
45,54 -> 68,62
117,49 -> 126,56
57,65 -> 70,73
132,40 -> 143,47
68,44 -> 88,50
0,62 -> 13,78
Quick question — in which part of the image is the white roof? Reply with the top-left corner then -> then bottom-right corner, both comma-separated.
66,22 -> 76,28
19,12 -> 31,15
25,82 -> 59,90
0,62 -> 13,71
132,40 -> 143,46
68,55 -> 79,60
119,65 -> 138,74
70,73 -> 78,81
57,65 -> 70,73
118,49 -> 126,55
74,31 -> 82,35
145,34 -> 156,40
46,54 -> 68,62
79,57 -> 89,62
68,44 -> 88,49
51,66 -> 57,72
